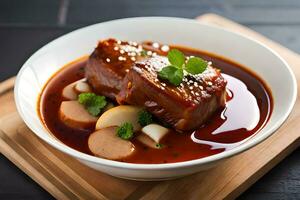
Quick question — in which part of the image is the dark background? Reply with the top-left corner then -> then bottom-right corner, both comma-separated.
0,0 -> 299,199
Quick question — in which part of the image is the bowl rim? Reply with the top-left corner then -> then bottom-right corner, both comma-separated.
14,16 -> 297,170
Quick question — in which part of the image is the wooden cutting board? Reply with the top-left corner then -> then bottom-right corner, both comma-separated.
0,14 -> 299,200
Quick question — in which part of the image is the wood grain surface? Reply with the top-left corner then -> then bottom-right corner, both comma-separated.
0,14 -> 299,200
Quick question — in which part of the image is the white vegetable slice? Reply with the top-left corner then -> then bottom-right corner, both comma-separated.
137,124 -> 169,149
141,124 -> 169,143
74,81 -> 92,93
59,101 -> 98,129
88,126 -> 135,160
62,82 -> 77,100
96,105 -> 142,131
136,134 -> 158,149
62,78 -> 89,100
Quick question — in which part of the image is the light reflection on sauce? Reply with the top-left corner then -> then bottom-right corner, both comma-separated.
215,74 -> 260,134
191,134 -> 248,151
192,74 -> 263,149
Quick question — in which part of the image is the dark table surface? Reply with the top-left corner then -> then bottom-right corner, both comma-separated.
0,0 -> 299,199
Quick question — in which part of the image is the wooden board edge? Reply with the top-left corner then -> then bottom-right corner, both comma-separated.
0,77 -> 15,95
225,137 -> 300,200
197,13 -> 300,199
196,13 -> 300,63
0,129 -> 71,200
0,114 -> 109,200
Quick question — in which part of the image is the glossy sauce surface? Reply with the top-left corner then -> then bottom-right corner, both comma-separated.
39,47 -> 272,164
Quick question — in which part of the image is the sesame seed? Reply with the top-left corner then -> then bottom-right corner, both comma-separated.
114,46 -> 119,51
118,56 -> 126,61
161,45 -> 169,52
106,58 -> 110,62
152,42 -> 159,48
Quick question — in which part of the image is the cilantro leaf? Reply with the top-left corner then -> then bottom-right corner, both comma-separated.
138,110 -> 153,126
78,93 -> 107,116
117,122 -> 134,140
158,49 -> 209,86
168,49 -> 185,67
185,57 -> 207,74
158,65 -> 183,86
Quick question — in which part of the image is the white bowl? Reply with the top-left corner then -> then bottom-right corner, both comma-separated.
14,17 -> 297,180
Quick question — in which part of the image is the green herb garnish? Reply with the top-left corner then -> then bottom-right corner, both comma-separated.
138,110 -> 153,126
158,49 -> 208,86
167,49 -> 185,67
78,93 -> 107,116
117,122 -> 134,140
156,143 -> 163,149
158,65 -> 183,86
185,57 -> 207,74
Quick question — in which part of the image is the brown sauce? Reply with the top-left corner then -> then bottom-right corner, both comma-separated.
39,47 -> 273,164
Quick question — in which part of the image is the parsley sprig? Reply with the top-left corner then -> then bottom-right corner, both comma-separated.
158,49 -> 208,86
117,122 -> 134,140
138,110 -> 153,126
78,93 -> 107,116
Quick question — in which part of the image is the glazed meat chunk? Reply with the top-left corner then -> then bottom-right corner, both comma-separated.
86,39 -> 139,99
117,56 -> 227,131
86,39 -> 165,99
86,39 -> 227,131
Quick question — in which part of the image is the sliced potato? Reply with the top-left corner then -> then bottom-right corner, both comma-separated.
96,105 -> 142,131
74,81 -> 92,93
59,101 -> 98,129
88,126 -> 135,160
142,124 -> 169,143
62,78 -> 89,100
62,82 -> 77,100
